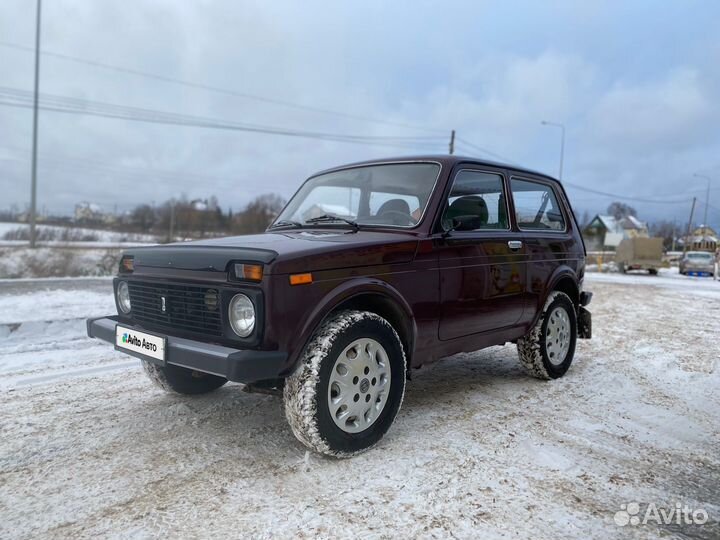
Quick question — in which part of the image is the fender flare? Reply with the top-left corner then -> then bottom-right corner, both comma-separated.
528,265 -> 579,329
284,278 -> 417,373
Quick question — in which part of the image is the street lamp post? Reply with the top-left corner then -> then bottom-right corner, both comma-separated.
693,173 -> 712,231
541,120 -> 565,180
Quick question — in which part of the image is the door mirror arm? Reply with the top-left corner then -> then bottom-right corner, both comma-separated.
441,216 -> 479,239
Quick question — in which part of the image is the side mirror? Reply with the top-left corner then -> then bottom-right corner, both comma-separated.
442,214 -> 479,237
452,215 -> 480,231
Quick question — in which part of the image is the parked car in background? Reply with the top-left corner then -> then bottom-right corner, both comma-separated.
87,155 -> 592,457
679,251 -> 715,276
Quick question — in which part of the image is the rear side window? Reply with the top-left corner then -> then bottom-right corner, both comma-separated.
442,170 -> 509,231
511,178 -> 565,231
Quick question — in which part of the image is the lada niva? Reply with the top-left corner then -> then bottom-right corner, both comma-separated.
88,155 -> 592,456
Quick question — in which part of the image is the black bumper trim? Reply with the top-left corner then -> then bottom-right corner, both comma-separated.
87,316 -> 287,384
580,291 -> 593,306
578,306 -> 592,339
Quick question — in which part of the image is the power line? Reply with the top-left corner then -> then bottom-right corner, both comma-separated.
454,137 -> 517,163
0,87 -> 447,150
0,41 -> 516,159
562,181 -> 693,205
0,146 -> 274,187
0,85 -> 443,142
0,40 -> 446,134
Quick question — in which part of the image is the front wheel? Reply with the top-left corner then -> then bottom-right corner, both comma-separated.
517,291 -> 577,380
283,310 -> 406,457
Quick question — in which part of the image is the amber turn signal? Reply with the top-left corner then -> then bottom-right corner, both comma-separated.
120,256 -> 134,273
234,263 -> 264,282
289,273 -> 313,286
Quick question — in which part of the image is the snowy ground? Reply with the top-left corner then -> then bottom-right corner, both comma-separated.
0,222 -> 158,245
1,270 -> 718,539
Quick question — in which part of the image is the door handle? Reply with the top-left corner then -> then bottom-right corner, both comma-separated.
508,240 -> 523,250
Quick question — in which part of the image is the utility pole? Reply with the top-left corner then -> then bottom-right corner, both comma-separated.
168,200 -> 176,243
683,197 -> 696,255
449,130 -> 455,155
671,219 -> 676,252
541,120 -> 565,180
693,173 -> 711,231
29,0 -> 42,248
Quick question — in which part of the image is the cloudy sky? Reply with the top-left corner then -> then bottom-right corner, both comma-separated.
1,0 -> 719,227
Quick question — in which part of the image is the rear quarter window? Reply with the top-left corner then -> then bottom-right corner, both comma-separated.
511,178 -> 566,231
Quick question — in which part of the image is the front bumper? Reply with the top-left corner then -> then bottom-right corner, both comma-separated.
87,316 -> 287,384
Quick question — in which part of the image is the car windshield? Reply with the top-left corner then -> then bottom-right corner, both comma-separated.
272,163 -> 440,228
687,252 -> 713,261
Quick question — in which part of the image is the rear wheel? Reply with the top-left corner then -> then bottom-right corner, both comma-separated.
142,361 -> 227,395
517,291 -> 577,380
283,310 -> 406,457
648,268 -> 658,275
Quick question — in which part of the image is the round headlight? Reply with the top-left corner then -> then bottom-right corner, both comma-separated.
117,281 -> 131,314
229,294 -> 255,337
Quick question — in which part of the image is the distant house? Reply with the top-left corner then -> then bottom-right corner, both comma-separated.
301,203 -> 352,221
621,215 -> 649,238
685,225 -> 718,252
190,198 -> 220,212
582,214 -> 649,251
583,215 -> 623,251
74,202 -> 104,223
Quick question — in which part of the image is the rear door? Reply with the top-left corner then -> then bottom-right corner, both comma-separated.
436,167 -> 526,340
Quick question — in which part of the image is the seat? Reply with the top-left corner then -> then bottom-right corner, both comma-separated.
444,196 -> 488,230
376,199 -> 411,225
377,199 -> 411,216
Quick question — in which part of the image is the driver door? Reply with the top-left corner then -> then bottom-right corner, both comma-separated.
436,168 -> 526,340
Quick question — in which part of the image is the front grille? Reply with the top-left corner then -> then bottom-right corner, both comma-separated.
127,281 -> 223,337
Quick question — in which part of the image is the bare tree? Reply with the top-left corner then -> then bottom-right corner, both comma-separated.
234,194 -> 286,234
607,201 -> 637,221
131,204 -> 156,231
650,220 -> 677,250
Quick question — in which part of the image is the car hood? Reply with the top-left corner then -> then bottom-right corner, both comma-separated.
125,230 -> 419,275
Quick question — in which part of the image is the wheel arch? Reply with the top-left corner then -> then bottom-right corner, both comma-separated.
528,267 -> 580,329
551,273 -> 580,307
284,279 -> 417,376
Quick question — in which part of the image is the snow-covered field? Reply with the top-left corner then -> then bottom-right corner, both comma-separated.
0,222 -> 157,248
1,271 -> 718,539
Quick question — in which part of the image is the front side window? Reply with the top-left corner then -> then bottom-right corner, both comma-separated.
511,178 -> 566,231
273,163 -> 440,228
441,170 -> 509,231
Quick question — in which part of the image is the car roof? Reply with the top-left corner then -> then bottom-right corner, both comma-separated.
311,155 -> 561,184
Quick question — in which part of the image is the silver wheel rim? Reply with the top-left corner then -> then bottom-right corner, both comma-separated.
327,338 -> 391,434
545,306 -> 571,366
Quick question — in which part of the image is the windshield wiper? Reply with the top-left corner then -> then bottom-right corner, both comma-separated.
305,214 -> 359,231
269,219 -> 303,229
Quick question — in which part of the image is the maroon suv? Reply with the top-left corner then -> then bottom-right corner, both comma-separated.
88,155 -> 592,457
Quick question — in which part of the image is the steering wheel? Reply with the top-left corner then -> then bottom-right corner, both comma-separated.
378,209 -> 415,226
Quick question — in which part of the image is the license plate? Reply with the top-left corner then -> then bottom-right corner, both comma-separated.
115,325 -> 166,361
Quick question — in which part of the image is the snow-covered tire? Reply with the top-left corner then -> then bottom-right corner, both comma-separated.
517,291 -> 577,380
141,361 -> 227,395
283,310 -> 406,458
